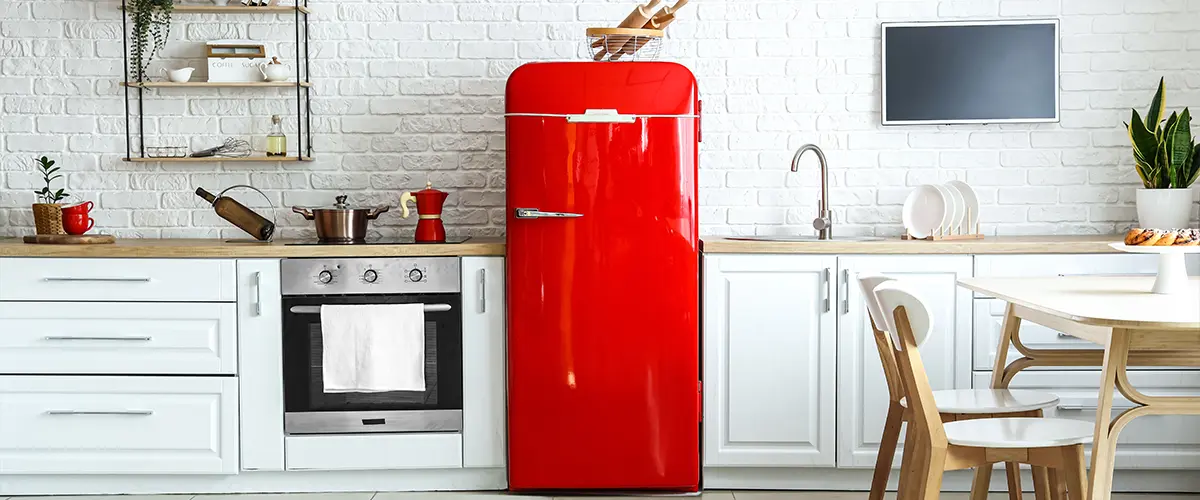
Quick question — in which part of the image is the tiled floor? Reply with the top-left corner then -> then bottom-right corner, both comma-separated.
3,492 -> 1197,500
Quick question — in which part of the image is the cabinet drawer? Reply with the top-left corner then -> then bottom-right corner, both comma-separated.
0,258 -> 236,302
972,254 -> 1159,298
973,298 -> 1103,371
972,371 -> 1200,469
0,302 -> 237,375
0,376 -> 239,475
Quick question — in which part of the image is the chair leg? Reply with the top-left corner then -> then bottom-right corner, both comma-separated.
870,403 -> 904,500
1048,468 -> 1066,500
920,445 -> 948,500
898,422 -> 923,500
1032,466 -> 1051,500
1061,445 -> 1088,500
1005,462 -> 1024,500
970,464 -> 993,500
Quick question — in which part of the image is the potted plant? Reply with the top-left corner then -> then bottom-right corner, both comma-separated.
31,156 -> 69,235
130,0 -> 174,82
1126,78 -> 1200,228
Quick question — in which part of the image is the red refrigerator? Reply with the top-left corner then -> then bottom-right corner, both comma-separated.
505,62 -> 701,492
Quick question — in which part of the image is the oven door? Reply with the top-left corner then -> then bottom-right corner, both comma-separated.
281,293 -> 463,434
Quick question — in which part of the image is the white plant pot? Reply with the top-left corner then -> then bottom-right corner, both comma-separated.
1135,188 -> 1196,228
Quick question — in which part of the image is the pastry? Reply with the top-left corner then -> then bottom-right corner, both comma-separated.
1155,229 -> 1179,246
1174,229 -> 1200,246
1138,229 -> 1166,246
1125,228 -> 1154,245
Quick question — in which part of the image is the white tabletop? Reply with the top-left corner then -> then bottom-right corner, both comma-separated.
958,276 -> 1200,329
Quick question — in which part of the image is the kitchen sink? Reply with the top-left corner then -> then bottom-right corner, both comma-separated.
725,235 -> 885,242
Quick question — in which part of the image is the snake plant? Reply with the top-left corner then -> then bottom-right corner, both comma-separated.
1126,77 -> 1200,189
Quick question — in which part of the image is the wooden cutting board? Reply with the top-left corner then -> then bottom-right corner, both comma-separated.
23,234 -> 116,245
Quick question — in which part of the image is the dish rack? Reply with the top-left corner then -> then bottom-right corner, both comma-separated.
902,209 -> 984,241
587,27 -> 664,61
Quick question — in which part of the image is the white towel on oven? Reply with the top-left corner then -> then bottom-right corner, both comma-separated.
320,303 -> 426,393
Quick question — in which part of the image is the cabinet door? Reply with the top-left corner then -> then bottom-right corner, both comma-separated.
835,255 -> 973,469
462,257 -> 506,469
236,259 -> 284,471
703,254 -> 837,467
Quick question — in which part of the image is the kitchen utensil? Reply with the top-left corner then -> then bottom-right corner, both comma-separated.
941,182 -> 965,233
22,234 -> 115,245
1108,242 -> 1200,295
902,184 -> 945,239
946,180 -> 979,231
62,214 -> 95,235
161,67 -> 195,83
400,182 -> 449,243
588,28 -> 664,62
293,195 -> 390,243
590,0 -> 663,60
197,185 -> 276,241
260,57 -> 291,82
60,200 -> 94,219
191,138 -> 252,158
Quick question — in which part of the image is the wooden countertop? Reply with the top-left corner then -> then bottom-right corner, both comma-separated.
700,235 -> 1127,254
0,237 -> 505,258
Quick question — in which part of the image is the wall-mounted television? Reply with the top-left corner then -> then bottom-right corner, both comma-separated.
881,19 -> 1059,125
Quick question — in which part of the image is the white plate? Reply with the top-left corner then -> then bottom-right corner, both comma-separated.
946,180 -> 979,231
931,184 -> 955,234
942,182 -> 965,233
903,185 -> 946,239
1108,243 -> 1200,254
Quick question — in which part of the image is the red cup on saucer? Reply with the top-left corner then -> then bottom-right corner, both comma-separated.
61,200 -> 94,218
63,214 -> 95,235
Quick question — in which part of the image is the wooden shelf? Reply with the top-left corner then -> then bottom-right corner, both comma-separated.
121,81 -> 311,88
124,156 -> 313,163
126,5 -> 312,14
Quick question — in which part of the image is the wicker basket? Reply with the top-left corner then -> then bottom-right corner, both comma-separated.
587,27 -> 664,62
32,203 -> 65,235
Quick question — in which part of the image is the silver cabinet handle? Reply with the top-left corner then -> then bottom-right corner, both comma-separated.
822,268 -> 831,313
841,269 -> 850,314
514,208 -> 583,219
289,304 -> 451,314
44,336 -> 152,342
45,410 -> 154,416
478,268 -> 487,314
252,271 -> 262,317
43,277 -> 151,283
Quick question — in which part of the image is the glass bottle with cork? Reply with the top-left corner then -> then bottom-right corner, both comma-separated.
266,115 -> 287,157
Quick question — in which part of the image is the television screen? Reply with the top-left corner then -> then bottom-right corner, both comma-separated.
882,20 -> 1059,125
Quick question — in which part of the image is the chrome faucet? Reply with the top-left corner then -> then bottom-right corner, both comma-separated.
790,144 -> 831,240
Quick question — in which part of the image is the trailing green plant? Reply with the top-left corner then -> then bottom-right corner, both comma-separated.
1126,77 -> 1200,189
130,0 -> 174,82
32,156 -> 69,204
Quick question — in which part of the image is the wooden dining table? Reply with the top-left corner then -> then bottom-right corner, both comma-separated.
957,276 -> 1200,500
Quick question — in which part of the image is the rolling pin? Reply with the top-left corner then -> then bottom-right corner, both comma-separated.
592,0 -> 665,60
610,10 -> 678,61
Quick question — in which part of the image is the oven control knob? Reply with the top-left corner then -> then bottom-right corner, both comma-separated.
408,268 -> 423,283
363,269 -> 379,283
318,270 -> 334,284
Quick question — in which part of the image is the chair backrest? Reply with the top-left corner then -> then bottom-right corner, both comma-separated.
856,273 -> 905,402
874,281 -> 945,443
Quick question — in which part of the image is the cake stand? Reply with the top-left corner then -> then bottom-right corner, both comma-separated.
1108,242 -> 1200,295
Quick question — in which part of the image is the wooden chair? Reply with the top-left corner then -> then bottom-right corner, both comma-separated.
872,280 -> 1094,500
857,274 -> 1064,500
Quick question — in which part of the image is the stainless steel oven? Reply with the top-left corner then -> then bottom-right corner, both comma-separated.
281,257 -> 462,435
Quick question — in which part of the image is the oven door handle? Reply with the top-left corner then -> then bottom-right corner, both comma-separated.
288,304 -> 452,314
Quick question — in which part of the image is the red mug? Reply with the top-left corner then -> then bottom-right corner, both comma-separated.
61,201 -> 94,218
63,214 -> 95,235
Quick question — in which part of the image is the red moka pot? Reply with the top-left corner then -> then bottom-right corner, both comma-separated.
400,182 -> 449,243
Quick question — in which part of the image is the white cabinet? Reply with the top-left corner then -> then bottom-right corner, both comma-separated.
235,259 -> 285,471
0,258 -> 236,302
0,376 -> 239,475
703,254 -> 837,467
461,256 -> 507,469
0,302 -> 237,375
835,256 -> 973,469
972,371 -> 1200,469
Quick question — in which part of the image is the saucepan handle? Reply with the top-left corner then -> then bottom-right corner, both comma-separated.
367,205 -> 390,220
291,206 -> 315,220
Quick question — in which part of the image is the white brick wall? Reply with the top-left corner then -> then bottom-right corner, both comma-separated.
1,0 -> 1198,239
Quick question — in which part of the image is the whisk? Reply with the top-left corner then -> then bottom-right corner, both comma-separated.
190,138 -> 252,158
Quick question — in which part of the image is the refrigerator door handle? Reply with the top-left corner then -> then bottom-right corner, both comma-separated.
514,208 -> 583,219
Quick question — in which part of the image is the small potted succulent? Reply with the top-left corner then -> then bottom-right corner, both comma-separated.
1126,78 -> 1200,228
31,156 -> 69,235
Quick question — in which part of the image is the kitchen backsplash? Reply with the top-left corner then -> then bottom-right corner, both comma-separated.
0,0 -> 1197,239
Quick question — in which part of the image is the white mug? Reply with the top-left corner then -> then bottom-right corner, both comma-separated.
162,67 -> 195,83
